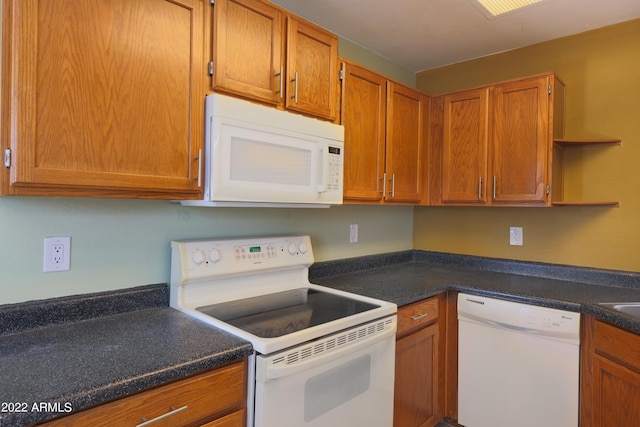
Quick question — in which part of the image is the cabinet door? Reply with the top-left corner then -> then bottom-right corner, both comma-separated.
340,62 -> 386,202
385,82 -> 426,203
2,0 -> 205,198
441,89 -> 488,204
394,323 -> 440,427
428,96 -> 445,206
582,317 -> 640,427
212,0 -> 284,105
286,16 -> 339,121
590,356 -> 640,427
490,76 -> 550,203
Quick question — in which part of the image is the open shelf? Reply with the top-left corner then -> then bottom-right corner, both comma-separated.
554,138 -> 622,146
552,137 -> 621,207
552,201 -> 620,207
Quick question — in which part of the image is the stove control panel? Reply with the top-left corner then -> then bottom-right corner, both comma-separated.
171,235 -> 314,285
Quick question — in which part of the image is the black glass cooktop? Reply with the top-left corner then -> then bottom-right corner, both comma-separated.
196,288 -> 379,338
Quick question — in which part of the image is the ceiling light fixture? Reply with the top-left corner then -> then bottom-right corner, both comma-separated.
475,0 -> 544,16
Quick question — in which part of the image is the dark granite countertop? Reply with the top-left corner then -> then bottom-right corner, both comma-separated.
310,250 -> 640,335
3,251 -> 640,426
0,285 -> 252,427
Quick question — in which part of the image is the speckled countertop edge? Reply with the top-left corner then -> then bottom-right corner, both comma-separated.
310,250 -> 640,335
0,285 -> 253,427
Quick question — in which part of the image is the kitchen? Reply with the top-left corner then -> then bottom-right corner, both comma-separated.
1,0 -> 640,426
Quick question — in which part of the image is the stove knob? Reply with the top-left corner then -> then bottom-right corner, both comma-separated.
299,242 -> 308,254
192,249 -> 205,265
208,248 -> 221,263
288,243 -> 298,255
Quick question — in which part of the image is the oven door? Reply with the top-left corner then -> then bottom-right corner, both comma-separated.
252,317 -> 396,427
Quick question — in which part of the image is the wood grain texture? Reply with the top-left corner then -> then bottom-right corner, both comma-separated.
41,360 -> 247,427
285,15 -> 339,120
582,317 -> 640,427
441,88 -> 488,204
340,60 -> 386,202
385,82 -> 427,203
2,0 -> 205,198
394,294 -> 446,427
490,76 -> 550,203
212,0 -> 284,104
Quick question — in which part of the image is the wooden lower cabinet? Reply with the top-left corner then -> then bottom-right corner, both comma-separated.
394,295 -> 445,427
581,317 -> 640,427
39,359 -> 247,427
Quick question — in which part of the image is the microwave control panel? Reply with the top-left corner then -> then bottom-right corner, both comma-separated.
328,145 -> 343,191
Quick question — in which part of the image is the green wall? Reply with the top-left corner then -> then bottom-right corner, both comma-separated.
0,29 -> 414,304
339,38 -> 416,87
414,19 -> 640,272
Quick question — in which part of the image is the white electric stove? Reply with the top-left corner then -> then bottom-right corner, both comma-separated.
170,235 -> 397,427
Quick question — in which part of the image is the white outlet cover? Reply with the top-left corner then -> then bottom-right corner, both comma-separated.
44,236 -> 71,272
509,227 -> 523,246
349,224 -> 358,243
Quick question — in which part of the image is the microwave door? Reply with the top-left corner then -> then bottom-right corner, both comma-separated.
210,119 -> 325,204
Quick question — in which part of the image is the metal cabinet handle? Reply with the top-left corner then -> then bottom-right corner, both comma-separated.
291,71 -> 299,103
390,174 -> 395,198
196,148 -> 202,188
275,66 -> 283,99
136,406 -> 188,427
493,176 -> 497,200
478,176 -> 482,199
381,172 -> 387,197
410,313 -> 429,321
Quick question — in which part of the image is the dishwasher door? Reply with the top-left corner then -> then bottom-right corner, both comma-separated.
457,293 -> 580,427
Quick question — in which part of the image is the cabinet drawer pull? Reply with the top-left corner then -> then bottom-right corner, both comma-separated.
136,405 -> 188,427
410,313 -> 429,321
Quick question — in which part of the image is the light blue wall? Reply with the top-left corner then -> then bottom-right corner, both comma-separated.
0,198 -> 412,304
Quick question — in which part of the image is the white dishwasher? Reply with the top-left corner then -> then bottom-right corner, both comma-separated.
457,293 -> 580,427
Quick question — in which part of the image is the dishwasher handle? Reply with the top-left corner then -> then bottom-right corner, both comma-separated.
458,312 -> 580,344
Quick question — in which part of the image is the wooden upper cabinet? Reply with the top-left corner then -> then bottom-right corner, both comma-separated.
286,17 -> 339,120
1,0 -> 206,198
212,0 -> 284,105
441,88 -> 488,204
340,60 -> 427,204
386,82 -> 427,203
434,73 -> 563,206
340,62 -> 386,201
211,0 -> 339,121
490,76 -> 553,204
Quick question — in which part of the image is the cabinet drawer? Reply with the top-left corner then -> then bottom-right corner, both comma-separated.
593,320 -> 640,373
41,360 -> 246,427
397,297 -> 439,337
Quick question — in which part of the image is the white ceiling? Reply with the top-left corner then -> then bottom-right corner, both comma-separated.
269,0 -> 640,72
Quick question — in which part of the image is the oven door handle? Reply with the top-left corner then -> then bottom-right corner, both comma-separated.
257,325 -> 396,382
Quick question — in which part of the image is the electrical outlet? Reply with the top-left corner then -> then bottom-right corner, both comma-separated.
509,227 -> 523,246
349,224 -> 358,243
44,236 -> 71,272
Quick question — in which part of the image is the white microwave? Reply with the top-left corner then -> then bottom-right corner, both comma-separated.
180,94 -> 344,208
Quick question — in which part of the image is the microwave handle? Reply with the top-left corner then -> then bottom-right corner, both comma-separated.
316,143 -> 328,193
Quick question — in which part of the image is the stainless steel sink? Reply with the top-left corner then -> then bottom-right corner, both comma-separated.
600,302 -> 640,317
